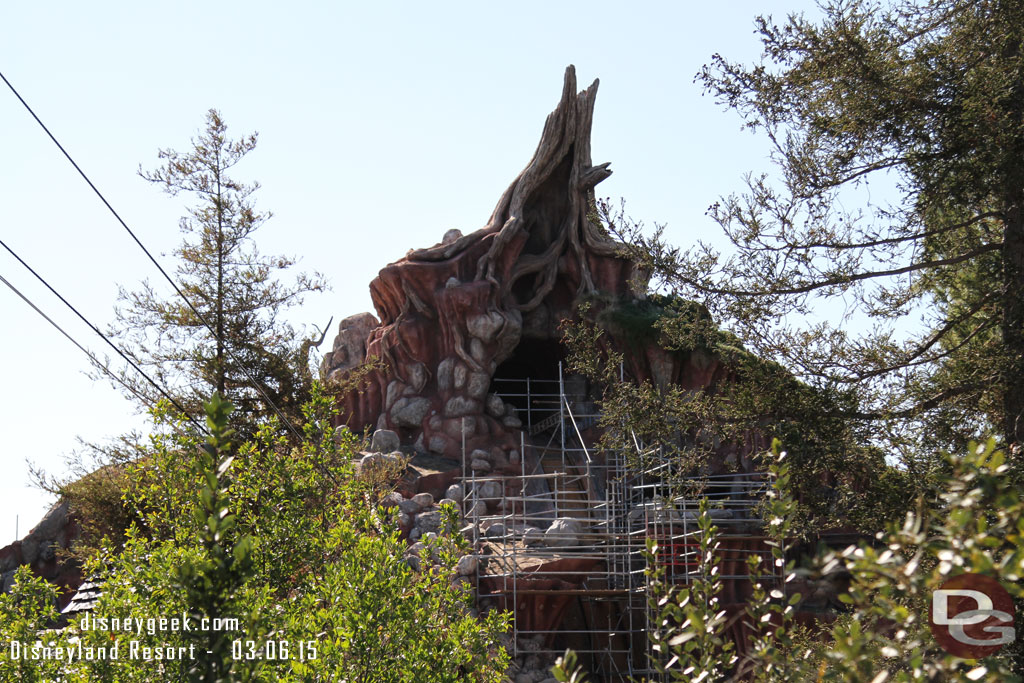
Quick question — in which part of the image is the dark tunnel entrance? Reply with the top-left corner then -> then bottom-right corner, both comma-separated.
492,338 -> 565,431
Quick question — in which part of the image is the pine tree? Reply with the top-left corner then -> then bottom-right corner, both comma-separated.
110,109 -> 326,431
613,0 -> 1024,466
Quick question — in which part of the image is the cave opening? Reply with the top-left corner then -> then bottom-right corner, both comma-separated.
491,338 -> 566,429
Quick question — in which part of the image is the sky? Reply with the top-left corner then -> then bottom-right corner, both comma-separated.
0,1 -> 820,540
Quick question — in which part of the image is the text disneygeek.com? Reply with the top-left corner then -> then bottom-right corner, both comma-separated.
5,612 -> 319,662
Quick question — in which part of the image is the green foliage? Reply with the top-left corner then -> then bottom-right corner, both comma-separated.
563,298 -> 900,533
646,497 -> 737,680
0,567 -> 62,683
172,393 -> 255,681
110,109 -> 327,431
0,390 -> 509,681
551,649 -> 590,683
739,444 -> 803,680
602,0 -> 1024,482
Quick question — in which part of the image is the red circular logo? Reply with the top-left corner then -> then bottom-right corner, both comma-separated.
929,573 -> 1015,658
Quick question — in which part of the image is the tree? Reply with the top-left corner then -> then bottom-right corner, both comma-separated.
2,391 -> 510,682
612,0 -> 1024,467
110,109 -> 326,431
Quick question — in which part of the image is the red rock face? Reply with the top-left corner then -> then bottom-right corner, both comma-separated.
324,67 -> 766,486
329,67 -> 648,464
0,501 -> 81,610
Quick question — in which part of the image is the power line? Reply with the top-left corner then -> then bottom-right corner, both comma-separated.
0,268 -> 205,435
1,69 -> 303,440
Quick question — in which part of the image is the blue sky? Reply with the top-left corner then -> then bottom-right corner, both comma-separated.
0,2 -> 818,537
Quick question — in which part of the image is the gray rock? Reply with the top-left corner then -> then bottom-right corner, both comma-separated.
416,510 -> 443,534
445,483 -> 464,502
520,638 -> 544,655
454,363 -> 467,390
359,452 -> 403,478
1,570 -> 16,594
503,415 -> 523,429
522,527 -> 544,547
438,498 -> 458,508
404,362 -> 428,393
442,228 -> 463,244
476,480 -> 502,500
470,458 -> 492,473
544,518 -> 582,548
428,434 -> 448,454
467,372 -> 490,399
470,337 -> 486,363
485,394 -> 505,418
385,379 -> 406,410
398,499 -> 421,515
409,528 -> 422,541
380,492 -> 404,508
444,417 -> 476,439
412,492 -> 434,508
391,397 -> 432,427
398,512 -> 411,529
428,414 -> 444,431
456,554 -> 478,576
509,449 -> 521,465
322,312 -> 379,380
371,429 -> 401,453
445,276 -> 460,289
467,312 -> 504,342
444,396 -> 480,418
485,522 -> 507,538
437,358 -> 455,392
406,554 -> 422,572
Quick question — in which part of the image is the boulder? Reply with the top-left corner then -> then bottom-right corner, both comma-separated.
391,397 -> 432,428
359,452 -> 403,478
522,527 -> 544,547
412,492 -> 434,508
475,480 -> 502,501
445,483 -> 464,502
444,396 -> 479,418
544,518 -> 582,548
456,554 -> 478,576
398,499 -> 421,516
322,312 -> 379,381
485,394 -> 505,418
371,429 -> 401,453
416,510 -> 443,534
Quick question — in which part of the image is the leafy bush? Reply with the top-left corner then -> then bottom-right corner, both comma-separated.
0,387 -> 509,681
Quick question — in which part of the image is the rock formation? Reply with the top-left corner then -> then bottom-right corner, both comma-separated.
0,500 -> 80,610
324,66 -> 646,465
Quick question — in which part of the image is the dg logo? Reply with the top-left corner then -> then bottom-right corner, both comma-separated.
929,573 -> 1015,658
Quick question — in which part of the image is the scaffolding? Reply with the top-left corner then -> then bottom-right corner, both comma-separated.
461,363 -> 782,682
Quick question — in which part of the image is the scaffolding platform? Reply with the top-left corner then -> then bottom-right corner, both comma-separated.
456,364 -> 782,682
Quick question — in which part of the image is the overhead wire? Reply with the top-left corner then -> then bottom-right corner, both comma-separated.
0,268 -> 206,435
0,69 -> 304,440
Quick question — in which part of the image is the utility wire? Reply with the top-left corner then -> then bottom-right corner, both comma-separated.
0,237 -> 205,436
0,269 -> 205,434
1,69 -> 303,440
